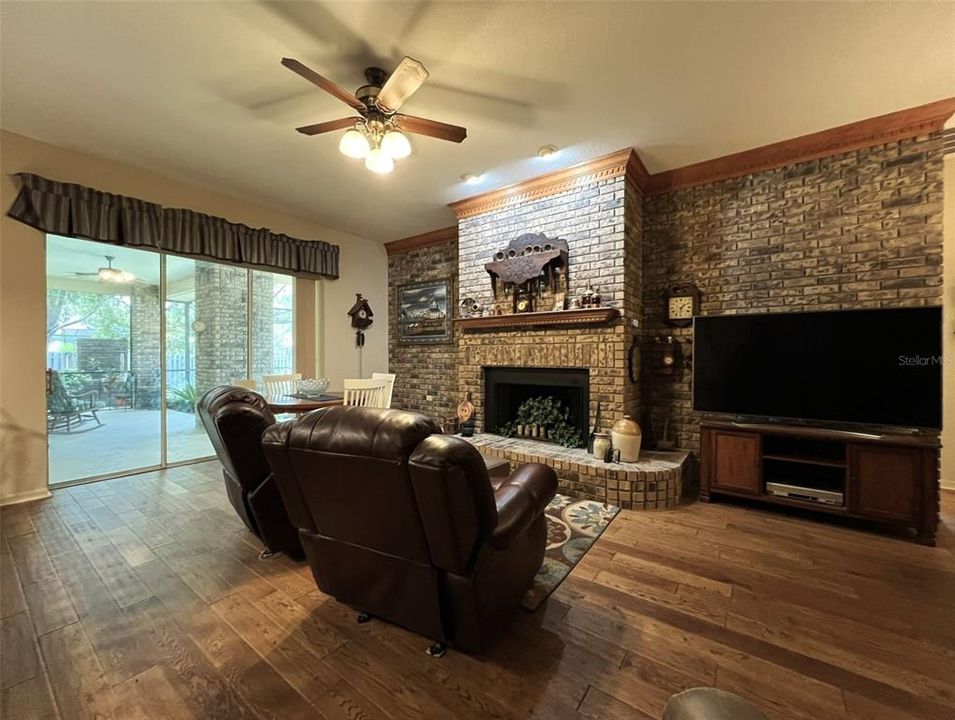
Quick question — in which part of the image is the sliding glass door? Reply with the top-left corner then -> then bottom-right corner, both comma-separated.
46,235 -> 294,485
251,270 -> 295,385
46,237 -> 162,483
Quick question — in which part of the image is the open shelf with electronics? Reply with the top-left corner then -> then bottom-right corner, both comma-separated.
700,419 -> 940,545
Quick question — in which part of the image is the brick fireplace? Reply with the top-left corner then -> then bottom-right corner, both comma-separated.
453,151 -> 642,441
387,115 -> 946,509
446,151 -> 686,508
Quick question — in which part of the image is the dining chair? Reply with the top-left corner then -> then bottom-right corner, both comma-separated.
371,372 -> 396,409
263,373 -> 302,398
342,378 -> 388,408
231,378 -> 258,390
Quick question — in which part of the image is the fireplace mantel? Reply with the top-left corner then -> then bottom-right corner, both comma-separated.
456,307 -> 620,332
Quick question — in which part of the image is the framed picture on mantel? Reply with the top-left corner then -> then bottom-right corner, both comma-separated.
396,278 -> 453,344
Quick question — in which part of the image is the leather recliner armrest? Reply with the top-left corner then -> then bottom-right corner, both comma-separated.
489,463 -> 557,550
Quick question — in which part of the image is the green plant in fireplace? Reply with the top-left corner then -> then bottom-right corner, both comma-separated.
496,395 -> 583,448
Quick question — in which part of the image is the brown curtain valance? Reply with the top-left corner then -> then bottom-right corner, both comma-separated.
7,173 -> 339,279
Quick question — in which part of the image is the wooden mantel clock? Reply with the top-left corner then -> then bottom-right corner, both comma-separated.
664,283 -> 701,327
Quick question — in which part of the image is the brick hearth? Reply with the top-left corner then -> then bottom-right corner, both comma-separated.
465,433 -> 688,509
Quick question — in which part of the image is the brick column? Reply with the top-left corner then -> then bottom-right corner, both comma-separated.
250,272 -> 274,380
129,284 -> 162,409
194,263 -> 248,396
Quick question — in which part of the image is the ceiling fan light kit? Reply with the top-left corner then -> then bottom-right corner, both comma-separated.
282,55 -> 467,175
77,255 -> 136,283
339,127 -> 370,159
364,146 -> 395,175
381,128 -> 411,159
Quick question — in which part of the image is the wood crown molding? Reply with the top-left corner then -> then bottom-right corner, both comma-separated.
448,148 -> 648,219
645,96 -> 955,196
385,226 -> 457,255
440,97 -> 955,218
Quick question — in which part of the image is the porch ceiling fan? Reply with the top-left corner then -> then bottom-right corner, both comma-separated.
72,256 -> 136,284
281,56 -> 468,174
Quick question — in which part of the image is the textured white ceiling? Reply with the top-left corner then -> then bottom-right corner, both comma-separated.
3,1 -> 953,242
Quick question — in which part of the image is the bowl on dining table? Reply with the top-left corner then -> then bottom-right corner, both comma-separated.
298,378 -> 330,397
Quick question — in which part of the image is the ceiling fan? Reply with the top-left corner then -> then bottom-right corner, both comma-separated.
72,256 -> 136,284
281,56 -> 467,174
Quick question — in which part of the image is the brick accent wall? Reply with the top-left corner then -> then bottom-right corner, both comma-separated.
387,240 -> 459,423
623,179 -> 644,421
641,134 -> 945,452
387,133 -> 944,476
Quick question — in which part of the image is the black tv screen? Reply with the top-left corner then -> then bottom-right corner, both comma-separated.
692,307 -> 942,429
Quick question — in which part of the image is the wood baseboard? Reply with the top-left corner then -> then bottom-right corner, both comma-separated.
0,487 -> 52,507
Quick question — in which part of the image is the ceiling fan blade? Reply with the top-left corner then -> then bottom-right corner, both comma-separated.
296,117 -> 362,136
281,58 -> 366,113
376,57 -> 430,113
398,114 -> 467,143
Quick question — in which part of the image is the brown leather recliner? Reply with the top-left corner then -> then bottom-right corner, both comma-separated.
197,386 -> 303,559
261,405 -> 557,654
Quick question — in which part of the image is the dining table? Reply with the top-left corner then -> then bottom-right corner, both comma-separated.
265,392 -> 344,414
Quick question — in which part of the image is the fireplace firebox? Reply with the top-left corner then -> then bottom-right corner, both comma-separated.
484,367 -> 589,442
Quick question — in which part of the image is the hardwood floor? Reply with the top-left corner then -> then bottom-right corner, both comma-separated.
2,462 -> 954,720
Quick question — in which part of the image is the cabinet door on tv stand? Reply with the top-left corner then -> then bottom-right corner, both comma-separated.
709,430 -> 761,496
848,444 -> 920,522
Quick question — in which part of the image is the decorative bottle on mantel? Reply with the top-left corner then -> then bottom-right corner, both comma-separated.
611,415 -> 642,462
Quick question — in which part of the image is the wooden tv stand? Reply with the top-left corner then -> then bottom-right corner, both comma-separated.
700,419 -> 940,545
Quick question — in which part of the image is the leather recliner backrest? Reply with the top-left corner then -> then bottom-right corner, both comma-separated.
269,406 -> 442,564
197,386 -> 276,492
409,435 -> 499,575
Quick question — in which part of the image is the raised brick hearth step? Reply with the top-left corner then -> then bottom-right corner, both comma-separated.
463,433 -> 689,510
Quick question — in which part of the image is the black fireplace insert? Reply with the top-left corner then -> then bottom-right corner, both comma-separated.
484,366 -> 589,441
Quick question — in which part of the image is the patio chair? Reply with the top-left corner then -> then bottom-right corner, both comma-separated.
342,378 -> 388,408
47,369 -> 102,433
371,372 -> 396,409
231,378 -> 258,390
108,371 -> 136,410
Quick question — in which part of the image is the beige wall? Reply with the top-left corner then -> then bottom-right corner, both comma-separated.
0,130 -> 387,504
943,150 -> 954,491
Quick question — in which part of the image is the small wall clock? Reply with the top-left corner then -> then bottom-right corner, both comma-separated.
513,287 -> 534,314
663,283 -> 700,327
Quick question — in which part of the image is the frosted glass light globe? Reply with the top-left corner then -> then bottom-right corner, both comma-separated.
381,130 -> 411,159
339,129 -> 370,159
364,147 -> 395,174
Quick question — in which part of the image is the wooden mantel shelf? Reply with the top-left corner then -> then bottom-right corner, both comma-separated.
455,307 -> 620,332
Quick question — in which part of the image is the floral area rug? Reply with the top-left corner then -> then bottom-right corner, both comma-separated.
521,494 -> 620,611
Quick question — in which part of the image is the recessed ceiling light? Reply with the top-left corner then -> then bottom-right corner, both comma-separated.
461,173 -> 483,184
537,145 -> 559,159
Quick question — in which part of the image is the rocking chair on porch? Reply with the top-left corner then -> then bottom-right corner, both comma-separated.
46,369 -> 102,433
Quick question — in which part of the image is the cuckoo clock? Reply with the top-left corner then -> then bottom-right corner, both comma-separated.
347,293 -> 374,346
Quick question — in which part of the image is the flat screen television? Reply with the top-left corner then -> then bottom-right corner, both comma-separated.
692,307 -> 942,429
